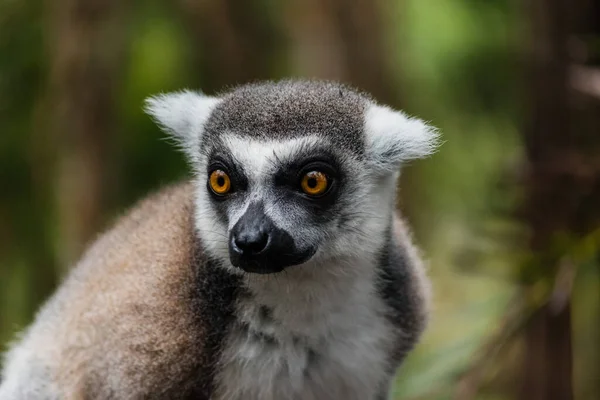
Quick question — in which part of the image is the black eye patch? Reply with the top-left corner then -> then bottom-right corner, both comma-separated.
273,153 -> 339,187
272,150 -> 344,212
206,151 -> 249,194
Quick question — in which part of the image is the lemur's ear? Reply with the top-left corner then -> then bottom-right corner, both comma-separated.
364,103 -> 440,173
144,90 -> 221,162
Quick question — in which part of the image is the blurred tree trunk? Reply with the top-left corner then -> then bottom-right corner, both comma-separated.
178,0 -> 283,93
328,0 -> 400,106
180,0 -> 398,103
283,0 -> 400,106
520,0 -> 600,399
45,0 -> 127,272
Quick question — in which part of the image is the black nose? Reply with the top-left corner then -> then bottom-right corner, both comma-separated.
228,201 -> 315,274
232,229 -> 269,255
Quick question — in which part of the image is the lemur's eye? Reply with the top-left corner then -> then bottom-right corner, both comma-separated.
209,170 -> 231,195
300,171 -> 329,196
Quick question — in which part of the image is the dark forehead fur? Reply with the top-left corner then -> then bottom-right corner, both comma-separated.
204,80 -> 371,155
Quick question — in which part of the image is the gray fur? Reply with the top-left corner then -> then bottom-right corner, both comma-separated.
0,79 -> 437,399
205,80 -> 368,155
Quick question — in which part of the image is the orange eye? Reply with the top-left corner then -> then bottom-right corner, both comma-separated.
209,170 -> 231,195
301,171 -> 329,196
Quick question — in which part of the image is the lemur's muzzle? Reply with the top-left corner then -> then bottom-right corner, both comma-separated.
229,202 -> 314,274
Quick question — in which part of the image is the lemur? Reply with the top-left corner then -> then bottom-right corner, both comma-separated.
0,80 -> 439,400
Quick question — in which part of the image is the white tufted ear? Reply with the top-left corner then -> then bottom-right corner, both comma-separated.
364,103 -> 440,173
144,90 -> 221,162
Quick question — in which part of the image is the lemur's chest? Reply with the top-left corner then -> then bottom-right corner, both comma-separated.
213,279 -> 394,400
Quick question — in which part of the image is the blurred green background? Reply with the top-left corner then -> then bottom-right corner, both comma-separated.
1,0 -> 599,399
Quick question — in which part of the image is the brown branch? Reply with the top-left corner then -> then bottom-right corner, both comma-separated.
453,294 -> 533,400
570,64 -> 600,99
454,242 -> 587,400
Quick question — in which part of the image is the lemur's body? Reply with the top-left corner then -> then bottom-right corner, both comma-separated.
0,80 -> 438,400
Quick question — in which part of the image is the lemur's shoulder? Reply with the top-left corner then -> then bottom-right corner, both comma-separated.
378,214 -> 431,363
83,180 -> 197,273
1,181 -> 213,398
62,179 -> 198,305
392,214 -> 432,327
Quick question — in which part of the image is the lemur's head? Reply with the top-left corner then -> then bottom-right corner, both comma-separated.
145,80 -> 438,274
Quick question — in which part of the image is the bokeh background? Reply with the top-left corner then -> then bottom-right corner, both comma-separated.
1,0 -> 599,399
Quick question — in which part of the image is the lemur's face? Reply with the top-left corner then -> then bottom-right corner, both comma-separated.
196,134 -> 379,274
146,80 -> 438,274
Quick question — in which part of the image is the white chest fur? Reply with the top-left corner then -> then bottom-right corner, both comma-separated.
213,262 -> 394,400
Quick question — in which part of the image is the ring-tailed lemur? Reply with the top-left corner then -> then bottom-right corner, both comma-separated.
0,80 -> 439,400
